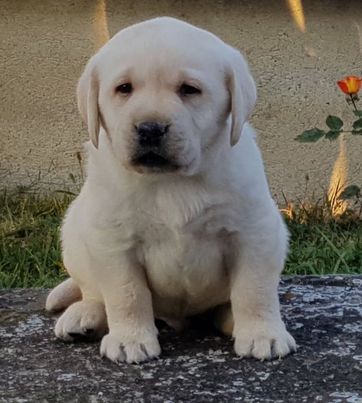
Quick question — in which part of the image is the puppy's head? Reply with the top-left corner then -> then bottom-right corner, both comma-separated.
78,17 -> 256,175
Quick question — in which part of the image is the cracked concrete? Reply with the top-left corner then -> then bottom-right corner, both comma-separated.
0,276 -> 361,402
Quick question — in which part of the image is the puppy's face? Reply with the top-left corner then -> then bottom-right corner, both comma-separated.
78,18 -> 257,175
99,45 -> 229,175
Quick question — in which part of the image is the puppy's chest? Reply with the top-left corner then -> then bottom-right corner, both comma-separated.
133,209 -> 231,313
115,189 -> 238,313
140,226 -> 224,273
133,201 -> 231,275
141,227 -> 227,307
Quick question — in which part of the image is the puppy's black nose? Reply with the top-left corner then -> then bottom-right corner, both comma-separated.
137,122 -> 168,147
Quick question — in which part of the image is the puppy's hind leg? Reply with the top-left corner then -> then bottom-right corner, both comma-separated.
45,278 -> 82,313
55,299 -> 107,341
50,274 -> 108,342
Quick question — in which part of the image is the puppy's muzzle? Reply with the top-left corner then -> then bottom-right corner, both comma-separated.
132,121 -> 176,171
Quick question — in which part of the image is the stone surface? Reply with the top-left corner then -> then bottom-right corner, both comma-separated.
0,276 -> 361,402
1,0 -> 362,200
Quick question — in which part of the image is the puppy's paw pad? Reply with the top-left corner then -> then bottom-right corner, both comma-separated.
100,334 -> 127,362
100,332 -> 161,363
273,333 -> 296,358
252,338 -> 273,360
54,301 -> 107,341
234,321 -> 296,360
55,314 -> 73,341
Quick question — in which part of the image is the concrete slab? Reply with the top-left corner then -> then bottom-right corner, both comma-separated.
0,276 -> 361,402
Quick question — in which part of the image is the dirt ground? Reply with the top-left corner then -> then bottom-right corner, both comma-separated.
1,0 -> 361,201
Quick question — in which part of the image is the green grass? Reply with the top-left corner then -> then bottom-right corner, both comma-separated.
285,219 -> 361,275
0,192 -> 71,288
0,192 -> 361,288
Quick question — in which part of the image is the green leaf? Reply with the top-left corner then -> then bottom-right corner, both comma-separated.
338,185 -> 361,200
325,130 -> 342,141
326,115 -> 343,131
352,130 -> 362,135
353,110 -> 362,117
295,128 -> 325,143
352,118 -> 362,129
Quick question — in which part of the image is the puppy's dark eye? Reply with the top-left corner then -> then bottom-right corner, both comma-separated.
179,83 -> 202,96
116,83 -> 133,94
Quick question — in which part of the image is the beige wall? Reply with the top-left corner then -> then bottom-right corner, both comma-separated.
1,0 -> 361,202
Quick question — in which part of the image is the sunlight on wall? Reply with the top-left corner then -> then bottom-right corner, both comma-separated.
286,0 -> 306,33
328,137 -> 348,216
93,0 -> 110,48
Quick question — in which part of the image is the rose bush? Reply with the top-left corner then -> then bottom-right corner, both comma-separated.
295,75 -> 362,200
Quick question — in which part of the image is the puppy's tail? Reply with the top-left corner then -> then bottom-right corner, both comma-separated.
45,278 -> 82,312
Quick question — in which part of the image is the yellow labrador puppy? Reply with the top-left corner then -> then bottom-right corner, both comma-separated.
46,17 -> 296,363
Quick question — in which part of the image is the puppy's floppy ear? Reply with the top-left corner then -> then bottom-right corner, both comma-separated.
77,59 -> 101,148
226,49 -> 257,146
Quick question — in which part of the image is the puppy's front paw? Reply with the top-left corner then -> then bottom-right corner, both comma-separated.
55,300 -> 107,341
100,330 -> 161,364
234,319 -> 296,360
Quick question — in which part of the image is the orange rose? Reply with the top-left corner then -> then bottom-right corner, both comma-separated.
337,76 -> 362,95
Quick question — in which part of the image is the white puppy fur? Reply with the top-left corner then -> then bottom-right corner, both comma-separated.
46,17 -> 296,363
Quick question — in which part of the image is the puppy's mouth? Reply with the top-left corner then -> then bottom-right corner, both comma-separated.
137,152 -> 170,167
131,151 -> 178,173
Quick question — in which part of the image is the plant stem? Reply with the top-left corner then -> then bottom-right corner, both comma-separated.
350,94 -> 358,111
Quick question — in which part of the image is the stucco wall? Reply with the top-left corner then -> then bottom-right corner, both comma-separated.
1,0 -> 361,201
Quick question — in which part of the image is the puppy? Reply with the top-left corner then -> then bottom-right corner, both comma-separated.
46,17 -> 296,363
